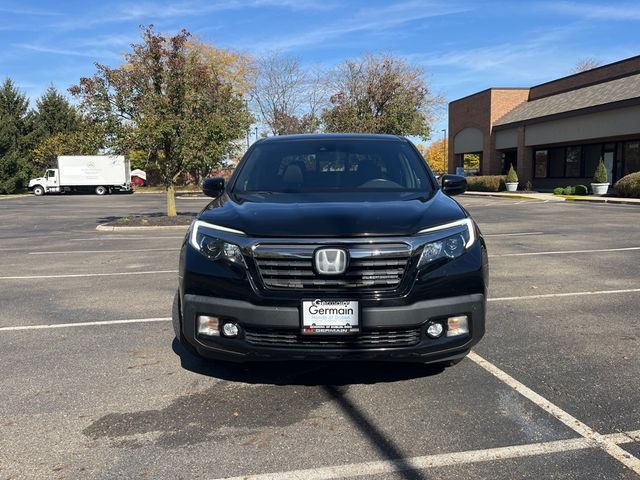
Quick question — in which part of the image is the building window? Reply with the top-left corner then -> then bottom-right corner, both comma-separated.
463,153 -> 481,175
583,144 -> 602,178
565,146 -> 582,177
534,150 -> 548,178
623,141 -> 640,176
549,148 -> 565,177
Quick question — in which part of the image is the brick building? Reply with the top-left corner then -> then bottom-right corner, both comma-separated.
448,55 -> 640,189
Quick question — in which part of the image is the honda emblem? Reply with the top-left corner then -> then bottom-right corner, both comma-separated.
314,248 -> 348,275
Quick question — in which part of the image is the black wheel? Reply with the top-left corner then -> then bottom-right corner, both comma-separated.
33,185 -> 44,196
95,185 -> 107,195
172,291 -> 202,358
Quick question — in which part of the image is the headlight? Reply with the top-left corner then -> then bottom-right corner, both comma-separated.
189,220 -> 246,266
417,218 -> 475,267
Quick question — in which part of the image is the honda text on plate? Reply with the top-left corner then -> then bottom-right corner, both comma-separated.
174,134 -> 488,366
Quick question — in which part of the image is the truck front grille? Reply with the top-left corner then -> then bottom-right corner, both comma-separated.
244,327 -> 421,348
252,243 -> 412,290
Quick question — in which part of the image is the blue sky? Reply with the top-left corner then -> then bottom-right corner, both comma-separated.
1,0 -> 639,142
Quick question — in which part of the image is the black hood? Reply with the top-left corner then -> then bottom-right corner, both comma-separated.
197,190 -> 466,238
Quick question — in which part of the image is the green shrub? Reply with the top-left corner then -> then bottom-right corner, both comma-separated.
563,186 -> 575,195
593,159 -> 609,183
573,185 -> 588,195
614,171 -> 640,197
553,187 -> 564,195
505,164 -> 518,183
466,175 -> 506,192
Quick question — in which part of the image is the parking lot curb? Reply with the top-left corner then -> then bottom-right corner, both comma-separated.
463,192 -> 564,202
464,191 -> 640,205
563,197 -> 640,205
96,224 -> 189,232
0,194 -> 30,200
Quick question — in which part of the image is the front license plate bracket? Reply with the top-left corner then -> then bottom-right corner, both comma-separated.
301,299 -> 359,335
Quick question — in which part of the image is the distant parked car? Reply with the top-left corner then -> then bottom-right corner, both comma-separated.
131,169 -> 147,187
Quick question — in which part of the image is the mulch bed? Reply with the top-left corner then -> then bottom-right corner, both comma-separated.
105,213 -> 195,227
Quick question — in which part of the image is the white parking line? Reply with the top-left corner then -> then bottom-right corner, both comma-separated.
488,288 -> 640,302
0,270 -> 177,280
214,430 -> 640,480
0,317 -> 171,331
468,352 -> 640,475
29,248 -> 179,255
68,236 -> 184,241
4,288 -> 639,330
492,246 -> 640,257
484,232 -> 544,237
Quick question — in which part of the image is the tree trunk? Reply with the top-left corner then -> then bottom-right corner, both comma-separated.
166,184 -> 177,217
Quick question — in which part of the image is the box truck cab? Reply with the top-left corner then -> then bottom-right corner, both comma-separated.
29,155 -> 132,196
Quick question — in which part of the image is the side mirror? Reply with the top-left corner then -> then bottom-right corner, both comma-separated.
441,174 -> 467,196
203,177 -> 225,198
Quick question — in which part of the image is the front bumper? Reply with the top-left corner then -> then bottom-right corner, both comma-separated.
178,293 -> 485,363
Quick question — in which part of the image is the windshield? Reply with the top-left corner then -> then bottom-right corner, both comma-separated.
233,139 -> 433,194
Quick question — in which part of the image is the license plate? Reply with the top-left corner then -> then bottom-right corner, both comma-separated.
302,300 -> 359,335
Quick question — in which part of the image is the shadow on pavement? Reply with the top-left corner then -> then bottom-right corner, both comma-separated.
171,339 -> 435,479
172,338 -> 444,386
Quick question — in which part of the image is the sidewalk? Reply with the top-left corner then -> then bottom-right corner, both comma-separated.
463,190 -> 640,205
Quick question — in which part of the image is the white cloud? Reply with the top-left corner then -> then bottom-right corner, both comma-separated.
254,0 -> 473,51
13,43 -> 120,60
539,1 -> 640,20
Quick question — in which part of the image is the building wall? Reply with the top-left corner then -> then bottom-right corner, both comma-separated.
524,105 -> 640,146
448,88 -> 528,174
448,55 -> 640,186
528,55 -> 640,100
495,128 -> 518,149
488,89 -> 530,174
448,90 -> 491,173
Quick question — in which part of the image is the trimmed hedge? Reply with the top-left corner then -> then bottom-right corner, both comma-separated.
466,175 -> 506,192
553,184 -> 588,196
574,185 -> 588,195
505,165 -> 518,183
614,172 -> 640,197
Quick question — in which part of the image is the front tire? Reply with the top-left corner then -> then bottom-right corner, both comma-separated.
33,185 -> 44,196
95,185 -> 107,195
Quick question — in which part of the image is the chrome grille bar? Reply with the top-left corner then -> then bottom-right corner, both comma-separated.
253,242 -> 411,291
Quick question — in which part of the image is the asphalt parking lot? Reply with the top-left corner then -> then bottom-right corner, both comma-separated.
1,192 -> 639,480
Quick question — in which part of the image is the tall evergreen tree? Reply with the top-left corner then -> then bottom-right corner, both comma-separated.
29,85 -> 98,169
31,85 -> 80,140
0,79 -> 31,193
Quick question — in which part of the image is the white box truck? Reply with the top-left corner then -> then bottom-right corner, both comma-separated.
28,155 -> 132,195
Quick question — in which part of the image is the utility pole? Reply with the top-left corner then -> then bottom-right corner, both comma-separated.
255,126 -> 258,141
441,129 -> 447,171
245,100 -> 250,149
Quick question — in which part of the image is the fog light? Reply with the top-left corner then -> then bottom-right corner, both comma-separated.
447,315 -> 469,337
197,315 -> 219,336
426,322 -> 444,338
222,322 -> 240,337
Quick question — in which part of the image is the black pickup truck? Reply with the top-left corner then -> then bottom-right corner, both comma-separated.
173,134 -> 488,366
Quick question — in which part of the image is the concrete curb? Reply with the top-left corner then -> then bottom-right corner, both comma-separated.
563,196 -> 640,205
463,192 -> 564,202
463,191 -> 640,205
0,194 -> 31,200
133,190 -> 202,195
96,224 -> 189,232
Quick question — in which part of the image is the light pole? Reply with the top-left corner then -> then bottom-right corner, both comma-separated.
441,129 -> 446,171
